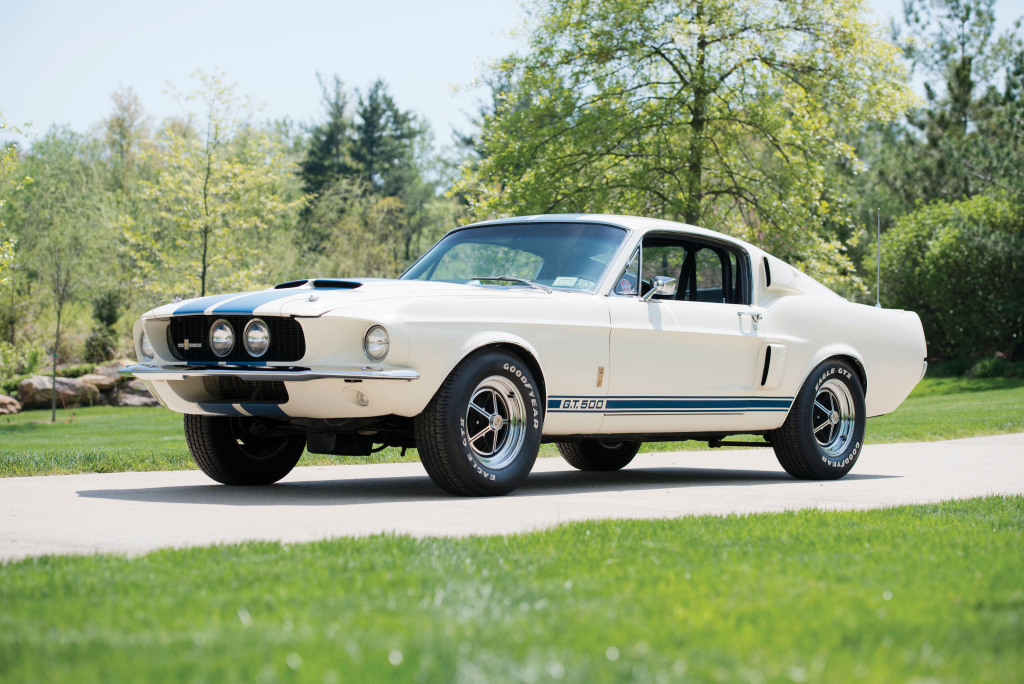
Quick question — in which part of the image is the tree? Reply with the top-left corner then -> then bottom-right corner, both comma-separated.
0,110 -> 27,285
131,71 -> 304,299
103,86 -> 151,196
299,74 -> 356,201
352,80 -> 425,200
877,193 -> 1023,360
454,0 -> 914,289
299,76 -> 443,264
14,129 -> 109,421
877,0 -> 1024,204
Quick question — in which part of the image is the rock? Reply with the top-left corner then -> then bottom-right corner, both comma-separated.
78,373 -> 117,392
93,358 -> 136,385
109,391 -> 162,407
126,379 -> 150,393
0,394 -> 22,415
17,375 -> 101,410
109,377 -> 162,407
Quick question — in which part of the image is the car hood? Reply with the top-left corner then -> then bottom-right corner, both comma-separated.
141,278 -> 566,319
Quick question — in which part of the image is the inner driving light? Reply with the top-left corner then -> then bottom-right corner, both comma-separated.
209,319 -> 235,357
244,319 -> 271,357
139,331 -> 155,361
363,325 -> 390,362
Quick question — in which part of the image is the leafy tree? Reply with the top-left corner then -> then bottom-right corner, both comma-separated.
103,86 -> 151,196
0,110 -> 28,285
879,0 -> 1024,204
130,71 -> 304,299
453,0 -> 915,289
877,193 -> 1023,360
13,128 -> 109,420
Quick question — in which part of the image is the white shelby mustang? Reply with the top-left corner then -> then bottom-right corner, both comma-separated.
123,214 -> 928,496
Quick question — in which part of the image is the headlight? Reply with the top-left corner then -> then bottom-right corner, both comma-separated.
244,318 -> 271,358
363,325 -> 390,362
209,319 -> 235,357
139,331 -> 155,361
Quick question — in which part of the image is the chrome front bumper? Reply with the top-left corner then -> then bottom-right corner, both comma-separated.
120,364 -> 420,382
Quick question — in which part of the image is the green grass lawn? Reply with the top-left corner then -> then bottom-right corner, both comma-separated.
1,376 -> 1021,477
1,496 -> 1020,682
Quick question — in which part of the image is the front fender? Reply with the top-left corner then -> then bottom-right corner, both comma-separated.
395,329 -> 547,417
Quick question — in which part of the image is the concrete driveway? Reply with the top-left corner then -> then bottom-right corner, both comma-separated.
1,433 -> 1021,562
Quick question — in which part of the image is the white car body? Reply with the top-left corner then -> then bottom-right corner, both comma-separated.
124,214 -> 927,494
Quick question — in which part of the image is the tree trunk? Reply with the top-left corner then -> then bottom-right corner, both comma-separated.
50,305 -> 61,424
684,5 -> 707,226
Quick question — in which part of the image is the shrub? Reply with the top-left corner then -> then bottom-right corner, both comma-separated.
84,290 -> 123,363
966,357 -> 1022,378
0,341 -> 47,385
58,363 -> 95,379
878,194 -> 1024,361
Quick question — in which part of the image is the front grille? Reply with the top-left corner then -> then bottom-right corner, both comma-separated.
167,315 -> 305,363
203,376 -> 289,403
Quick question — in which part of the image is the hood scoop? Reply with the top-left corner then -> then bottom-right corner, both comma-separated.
274,279 -> 363,290
312,279 -> 363,289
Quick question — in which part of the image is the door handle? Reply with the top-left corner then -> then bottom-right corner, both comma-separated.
737,311 -> 762,331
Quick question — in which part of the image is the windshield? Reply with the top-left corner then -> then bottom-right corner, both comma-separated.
400,222 -> 628,292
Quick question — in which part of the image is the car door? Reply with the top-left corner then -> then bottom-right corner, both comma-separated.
601,233 -> 772,435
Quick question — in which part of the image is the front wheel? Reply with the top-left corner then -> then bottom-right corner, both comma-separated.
184,414 -> 306,485
769,359 -> 866,480
556,440 -> 641,471
414,350 -> 543,496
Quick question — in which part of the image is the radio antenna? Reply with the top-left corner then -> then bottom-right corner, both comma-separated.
875,208 -> 881,308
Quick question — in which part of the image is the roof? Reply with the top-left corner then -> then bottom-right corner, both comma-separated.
461,213 -> 759,253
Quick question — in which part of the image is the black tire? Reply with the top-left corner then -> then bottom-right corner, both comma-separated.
769,359 -> 866,480
414,350 -> 543,496
556,440 -> 641,471
184,414 -> 305,485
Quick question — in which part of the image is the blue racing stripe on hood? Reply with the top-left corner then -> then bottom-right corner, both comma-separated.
174,293 -> 251,315
209,290 -> 303,315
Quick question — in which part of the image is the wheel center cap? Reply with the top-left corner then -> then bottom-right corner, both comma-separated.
490,415 -> 504,431
829,411 -> 840,425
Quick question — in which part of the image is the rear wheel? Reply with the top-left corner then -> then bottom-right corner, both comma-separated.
556,440 -> 641,471
770,360 -> 865,480
414,350 -> 542,496
184,414 -> 305,485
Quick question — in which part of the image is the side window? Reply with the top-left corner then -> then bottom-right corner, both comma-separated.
640,244 -> 687,298
632,234 -> 748,304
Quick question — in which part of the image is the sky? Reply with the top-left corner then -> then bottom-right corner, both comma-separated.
1,0 -> 1023,150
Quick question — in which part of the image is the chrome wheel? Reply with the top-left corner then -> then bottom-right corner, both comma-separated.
465,375 -> 527,470
415,350 -> 542,496
812,378 -> 856,459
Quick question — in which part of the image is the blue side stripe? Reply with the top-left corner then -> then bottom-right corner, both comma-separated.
547,396 -> 793,413
209,290 -> 302,315
174,293 -> 250,315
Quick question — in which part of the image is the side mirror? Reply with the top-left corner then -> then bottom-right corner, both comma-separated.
641,275 -> 677,302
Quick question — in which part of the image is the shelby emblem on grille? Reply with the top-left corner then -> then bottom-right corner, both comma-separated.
167,315 -> 305,363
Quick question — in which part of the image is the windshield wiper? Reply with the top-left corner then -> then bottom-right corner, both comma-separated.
471,275 -> 553,294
